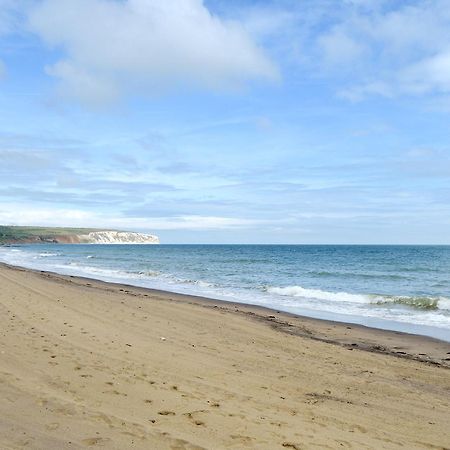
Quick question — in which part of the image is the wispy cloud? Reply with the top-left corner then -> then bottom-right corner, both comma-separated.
313,0 -> 450,100
0,203 -> 264,231
0,0 -> 22,35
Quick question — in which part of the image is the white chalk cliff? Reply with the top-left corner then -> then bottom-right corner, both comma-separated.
78,231 -> 159,245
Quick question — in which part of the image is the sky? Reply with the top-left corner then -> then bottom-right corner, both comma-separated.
0,0 -> 450,244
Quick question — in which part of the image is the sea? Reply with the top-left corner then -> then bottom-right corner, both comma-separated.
1,244 -> 449,342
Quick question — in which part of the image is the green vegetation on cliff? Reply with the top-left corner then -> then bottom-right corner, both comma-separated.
0,226 -> 100,244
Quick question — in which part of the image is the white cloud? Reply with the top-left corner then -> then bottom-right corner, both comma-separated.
46,61 -> 120,105
401,51 -> 450,95
28,0 -> 278,105
313,0 -> 450,100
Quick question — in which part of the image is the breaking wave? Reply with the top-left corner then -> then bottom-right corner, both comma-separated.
266,285 -> 450,311
1,244 -> 449,340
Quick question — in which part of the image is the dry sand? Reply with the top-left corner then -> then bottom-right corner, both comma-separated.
0,262 -> 449,449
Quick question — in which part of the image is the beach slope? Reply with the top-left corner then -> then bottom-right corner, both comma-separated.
0,263 -> 449,449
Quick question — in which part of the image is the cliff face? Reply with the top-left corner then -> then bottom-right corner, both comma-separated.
77,231 -> 159,245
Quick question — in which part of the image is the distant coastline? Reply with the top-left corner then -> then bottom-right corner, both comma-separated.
0,225 -> 159,245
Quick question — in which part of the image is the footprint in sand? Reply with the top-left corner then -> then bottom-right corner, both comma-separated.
55,406 -> 77,416
282,443 -> 302,450
231,435 -> 253,444
103,389 -> 127,397
183,411 -> 208,426
158,410 -> 176,416
81,437 -> 112,446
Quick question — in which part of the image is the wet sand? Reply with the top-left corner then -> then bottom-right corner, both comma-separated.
0,262 -> 449,449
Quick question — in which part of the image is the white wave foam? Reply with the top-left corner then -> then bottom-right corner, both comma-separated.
438,297 -> 450,311
138,270 -> 162,277
266,285 -> 450,312
267,285 -> 370,304
194,279 -> 216,288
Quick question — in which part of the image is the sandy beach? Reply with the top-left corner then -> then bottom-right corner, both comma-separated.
0,262 -> 449,450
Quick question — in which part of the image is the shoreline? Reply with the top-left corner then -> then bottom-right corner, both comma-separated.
1,261 -> 450,449
2,261 -> 449,368
2,244 -> 449,343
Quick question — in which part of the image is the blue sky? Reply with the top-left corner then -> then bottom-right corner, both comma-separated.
1,0 -> 449,243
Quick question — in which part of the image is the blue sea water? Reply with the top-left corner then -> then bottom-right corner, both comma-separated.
1,244 -> 449,341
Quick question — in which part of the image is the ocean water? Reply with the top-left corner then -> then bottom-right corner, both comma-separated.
1,244 -> 449,342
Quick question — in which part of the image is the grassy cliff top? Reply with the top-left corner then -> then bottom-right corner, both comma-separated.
0,226 -> 107,244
